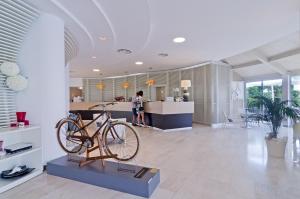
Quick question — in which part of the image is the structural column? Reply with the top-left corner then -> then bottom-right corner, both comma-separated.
282,73 -> 292,126
17,14 -> 66,163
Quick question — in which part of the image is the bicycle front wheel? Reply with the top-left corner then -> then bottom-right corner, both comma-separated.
103,121 -> 139,161
56,119 -> 86,153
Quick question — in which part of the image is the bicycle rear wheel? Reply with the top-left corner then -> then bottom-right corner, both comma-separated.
103,121 -> 139,161
56,119 -> 86,153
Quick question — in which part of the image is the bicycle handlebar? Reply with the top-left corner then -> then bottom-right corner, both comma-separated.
88,102 -> 118,110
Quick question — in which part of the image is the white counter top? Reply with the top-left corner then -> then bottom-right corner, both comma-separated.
145,101 -> 194,114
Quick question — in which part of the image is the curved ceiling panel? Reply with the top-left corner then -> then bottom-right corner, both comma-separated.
50,0 -> 95,49
25,0 -> 300,78
91,0 -> 116,47
97,0 -> 151,52
65,28 -> 78,65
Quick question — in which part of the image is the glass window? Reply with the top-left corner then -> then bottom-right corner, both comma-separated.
262,79 -> 282,100
246,81 -> 262,106
246,79 -> 282,107
291,76 -> 300,105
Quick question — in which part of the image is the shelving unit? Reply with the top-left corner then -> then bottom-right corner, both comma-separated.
0,126 -> 43,193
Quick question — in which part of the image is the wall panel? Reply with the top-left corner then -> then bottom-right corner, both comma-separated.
168,71 -> 180,97
127,76 -> 135,99
114,77 -> 126,98
103,79 -> 113,101
136,74 -> 148,100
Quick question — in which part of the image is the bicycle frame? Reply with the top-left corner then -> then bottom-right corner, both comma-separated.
68,110 -> 117,167
71,109 -> 121,146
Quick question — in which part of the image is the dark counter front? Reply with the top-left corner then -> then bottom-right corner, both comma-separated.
69,110 -> 192,130
70,110 -> 153,127
150,113 -> 193,130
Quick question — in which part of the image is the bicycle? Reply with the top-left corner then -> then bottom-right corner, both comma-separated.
55,102 -> 140,167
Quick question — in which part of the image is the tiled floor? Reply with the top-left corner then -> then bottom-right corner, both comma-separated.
1,124 -> 300,199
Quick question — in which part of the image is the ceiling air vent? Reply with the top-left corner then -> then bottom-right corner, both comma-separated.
158,53 -> 168,57
117,49 -> 132,54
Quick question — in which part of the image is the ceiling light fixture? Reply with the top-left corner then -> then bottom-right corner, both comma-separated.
135,61 -> 143,65
93,69 -> 100,72
99,36 -> 107,41
117,49 -> 132,54
173,37 -> 186,43
92,56 -> 96,59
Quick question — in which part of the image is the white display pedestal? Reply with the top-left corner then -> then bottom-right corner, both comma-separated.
0,126 -> 43,193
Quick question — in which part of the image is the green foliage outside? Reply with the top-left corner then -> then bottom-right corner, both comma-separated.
247,84 -> 300,107
291,85 -> 300,105
247,86 -> 262,107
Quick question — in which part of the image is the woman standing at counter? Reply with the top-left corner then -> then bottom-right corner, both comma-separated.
137,91 -> 146,127
131,92 -> 139,126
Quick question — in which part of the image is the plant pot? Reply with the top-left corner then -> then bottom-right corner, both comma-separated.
265,136 -> 288,158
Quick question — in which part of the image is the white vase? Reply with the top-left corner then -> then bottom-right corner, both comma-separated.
265,136 -> 288,158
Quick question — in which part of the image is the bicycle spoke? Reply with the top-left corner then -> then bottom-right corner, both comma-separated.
104,122 -> 139,161
57,120 -> 84,153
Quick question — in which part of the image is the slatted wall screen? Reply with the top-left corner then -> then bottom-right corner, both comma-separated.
103,79 -> 113,101
216,64 -> 230,123
149,72 -> 167,85
64,28 -> 78,65
114,77 -> 125,98
136,74 -> 148,100
0,0 -> 39,127
127,76 -> 135,100
0,73 -> 16,127
85,79 -> 102,102
168,71 -> 180,97
83,79 -> 89,102
193,66 -> 206,123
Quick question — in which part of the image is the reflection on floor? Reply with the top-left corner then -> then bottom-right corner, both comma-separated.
1,124 -> 300,199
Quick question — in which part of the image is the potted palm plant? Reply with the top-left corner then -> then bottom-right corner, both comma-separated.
250,96 -> 299,158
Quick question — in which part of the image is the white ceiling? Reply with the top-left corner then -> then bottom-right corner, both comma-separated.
26,0 -> 300,78
226,31 -> 300,79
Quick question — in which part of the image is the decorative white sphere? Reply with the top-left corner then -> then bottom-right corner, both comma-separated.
6,75 -> 28,91
0,62 -> 20,76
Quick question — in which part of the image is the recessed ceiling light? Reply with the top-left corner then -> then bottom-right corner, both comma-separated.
173,37 -> 186,43
135,61 -> 143,65
92,56 -> 96,59
117,49 -> 132,54
99,36 -> 107,41
93,69 -> 100,72
158,53 -> 168,57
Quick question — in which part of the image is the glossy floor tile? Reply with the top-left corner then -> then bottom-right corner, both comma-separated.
1,124 -> 300,199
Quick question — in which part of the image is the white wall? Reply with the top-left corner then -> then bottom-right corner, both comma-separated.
17,14 -> 66,163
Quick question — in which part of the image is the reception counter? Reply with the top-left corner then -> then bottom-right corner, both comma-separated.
70,101 -> 194,131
